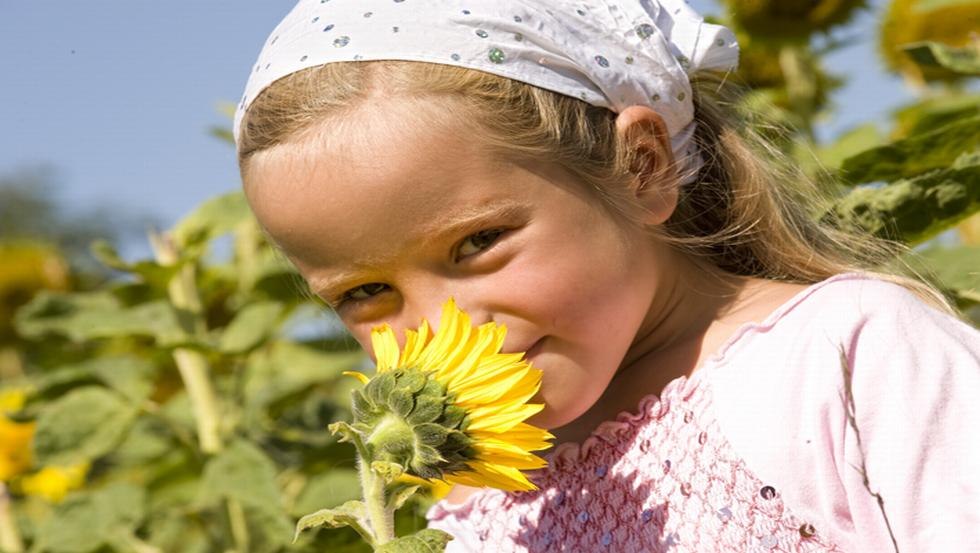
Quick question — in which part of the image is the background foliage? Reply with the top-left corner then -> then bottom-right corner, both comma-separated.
1,1 -> 977,552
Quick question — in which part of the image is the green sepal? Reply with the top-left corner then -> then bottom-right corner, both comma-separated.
407,397 -> 443,424
389,388 -> 414,418
419,378 -> 444,398
328,421 -> 360,444
415,423 -> 450,448
351,389 -> 373,423
375,528 -> 453,553
293,500 -> 373,545
399,371 -> 427,393
440,405 -> 466,429
370,372 -> 396,404
385,484 -> 421,511
370,460 -> 405,483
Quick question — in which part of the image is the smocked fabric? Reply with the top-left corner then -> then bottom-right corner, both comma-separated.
428,363 -> 841,552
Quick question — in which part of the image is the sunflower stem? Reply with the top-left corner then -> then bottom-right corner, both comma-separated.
359,456 -> 395,546
0,483 -> 24,553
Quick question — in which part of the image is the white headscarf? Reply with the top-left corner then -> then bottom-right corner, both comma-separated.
234,0 -> 738,184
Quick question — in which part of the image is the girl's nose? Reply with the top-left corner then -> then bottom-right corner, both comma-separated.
399,291 -> 493,337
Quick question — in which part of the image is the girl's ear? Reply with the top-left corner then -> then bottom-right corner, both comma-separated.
615,105 -> 679,226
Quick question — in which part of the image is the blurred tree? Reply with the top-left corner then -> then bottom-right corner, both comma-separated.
0,165 -> 155,281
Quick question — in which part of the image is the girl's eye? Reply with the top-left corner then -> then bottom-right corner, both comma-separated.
457,229 -> 505,260
338,282 -> 389,305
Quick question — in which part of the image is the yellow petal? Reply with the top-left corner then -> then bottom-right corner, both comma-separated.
400,321 -> 430,367
466,461 -> 538,492
370,324 -> 400,372
342,371 -> 370,385
451,366 -> 531,406
465,402 -> 544,433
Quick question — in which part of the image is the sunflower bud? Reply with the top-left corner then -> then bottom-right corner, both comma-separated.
343,298 -> 554,492
351,368 -> 473,480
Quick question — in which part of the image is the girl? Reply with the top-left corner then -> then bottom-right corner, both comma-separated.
232,1 -> 980,550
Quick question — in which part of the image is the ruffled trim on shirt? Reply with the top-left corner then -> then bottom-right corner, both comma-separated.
428,271 -> 878,520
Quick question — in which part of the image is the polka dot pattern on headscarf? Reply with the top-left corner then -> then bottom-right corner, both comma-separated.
234,0 -> 739,185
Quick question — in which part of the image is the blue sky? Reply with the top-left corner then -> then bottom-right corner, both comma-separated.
1,1 -> 915,256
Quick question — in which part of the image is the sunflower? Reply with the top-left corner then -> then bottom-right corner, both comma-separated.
345,298 -> 553,492
19,463 -> 89,503
0,388 -> 34,482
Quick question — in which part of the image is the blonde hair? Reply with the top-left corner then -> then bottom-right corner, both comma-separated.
237,60 -> 960,317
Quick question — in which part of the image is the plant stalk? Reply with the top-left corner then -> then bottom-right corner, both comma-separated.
359,457 -> 395,546
0,483 -> 24,553
172,349 -> 223,454
226,498 -> 250,553
150,232 -> 245,550
150,232 -> 223,454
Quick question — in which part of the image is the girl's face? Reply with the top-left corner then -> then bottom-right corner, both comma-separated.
243,102 -> 668,430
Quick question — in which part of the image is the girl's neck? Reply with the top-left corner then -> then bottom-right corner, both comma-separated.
551,253 -> 804,446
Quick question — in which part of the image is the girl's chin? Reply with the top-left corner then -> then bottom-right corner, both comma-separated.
526,398 -> 587,432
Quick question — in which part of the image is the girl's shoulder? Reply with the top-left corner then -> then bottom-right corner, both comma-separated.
707,271 -> 980,552
709,270 -> 975,365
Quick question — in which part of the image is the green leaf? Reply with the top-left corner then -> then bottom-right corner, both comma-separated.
292,468 -> 363,515
823,157 -> 980,245
240,500 -> 296,553
90,239 -> 179,291
912,0 -> 979,10
14,291 -> 187,346
375,528 -> 453,553
31,356 -> 155,409
199,440 -> 284,509
199,441 -> 293,552
903,40 -> 980,76
893,93 -> 980,138
815,123 -> 883,172
841,115 -> 980,184
143,513 -> 211,553
32,482 -> 146,553
243,340 -> 365,410
33,386 -> 138,465
171,191 -> 252,249
85,356 -> 156,404
293,500 -> 372,544
908,245 -> 980,303
218,301 -> 284,353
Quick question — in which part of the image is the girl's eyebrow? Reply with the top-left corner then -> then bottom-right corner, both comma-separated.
418,201 -> 529,240
310,201 -> 530,298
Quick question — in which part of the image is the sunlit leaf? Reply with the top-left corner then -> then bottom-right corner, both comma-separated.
375,528 -> 453,553
903,40 -> 980,76
909,245 -> 980,303
218,300 -> 284,353
198,440 -> 293,552
841,116 -> 980,184
90,239 -> 178,291
292,468 -> 362,515
14,291 -> 187,346
824,155 -> 980,245
32,482 -> 145,553
171,191 -> 253,250
33,386 -> 138,465
294,500 -> 371,543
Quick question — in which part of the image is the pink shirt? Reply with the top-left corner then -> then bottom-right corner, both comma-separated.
427,272 -> 980,551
